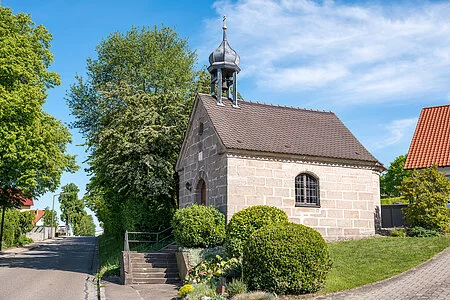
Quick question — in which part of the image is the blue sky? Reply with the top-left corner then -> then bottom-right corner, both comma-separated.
5,0 -> 450,226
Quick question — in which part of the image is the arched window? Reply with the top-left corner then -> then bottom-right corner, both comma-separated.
295,173 -> 320,206
196,178 -> 207,205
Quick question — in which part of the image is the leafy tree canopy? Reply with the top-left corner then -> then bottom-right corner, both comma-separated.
43,206 -> 58,229
0,7 -> 78,208
74,214 -> 96,236
380,154 -> 412,198
58,183 -> 84,229
67,25 -> 208,236
400,165 -> 450,232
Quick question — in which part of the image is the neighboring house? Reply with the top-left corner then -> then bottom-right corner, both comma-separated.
405,104 -> 450,175
33,209 -> 45,226
176,21 -> 385,241
19,198 -> 34,211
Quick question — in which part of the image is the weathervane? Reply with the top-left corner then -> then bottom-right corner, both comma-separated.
223,15 -> 227,30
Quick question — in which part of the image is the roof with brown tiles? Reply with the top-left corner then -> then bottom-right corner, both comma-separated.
405,104 -> 450,169
198,94 -> 381,165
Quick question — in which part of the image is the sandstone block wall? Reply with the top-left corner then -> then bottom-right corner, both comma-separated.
177,102 -> 227,214
227,155 -> 381,240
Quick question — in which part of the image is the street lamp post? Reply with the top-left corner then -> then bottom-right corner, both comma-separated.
51,194 -> 59,238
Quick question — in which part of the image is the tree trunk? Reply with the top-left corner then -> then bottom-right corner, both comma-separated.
0,205 -> 6,251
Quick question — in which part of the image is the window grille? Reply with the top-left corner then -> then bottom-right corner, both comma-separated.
295,173 -> 320,206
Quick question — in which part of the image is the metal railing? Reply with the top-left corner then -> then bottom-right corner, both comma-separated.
122,227 -> 174,284
124,227 -> 173,251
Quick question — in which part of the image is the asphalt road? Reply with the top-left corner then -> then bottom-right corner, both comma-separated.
0,236 -> 98,300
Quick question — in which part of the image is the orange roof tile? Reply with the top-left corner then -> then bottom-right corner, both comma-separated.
33,209 -> 45,225
405,104 -> 450,169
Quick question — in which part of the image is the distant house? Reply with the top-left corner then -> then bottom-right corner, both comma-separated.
33,209 -> 45,226
19,198 -> 34,211
405,104 -> 450,175
176,21 -> 385,241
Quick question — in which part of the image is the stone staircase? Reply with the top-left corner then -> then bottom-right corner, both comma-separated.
129,243 -> 180,284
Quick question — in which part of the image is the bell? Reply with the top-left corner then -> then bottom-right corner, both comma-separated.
221,79 -> 228,90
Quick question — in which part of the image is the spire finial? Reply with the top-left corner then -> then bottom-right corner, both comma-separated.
222,15 -> 227,41
223,15 -> 227,30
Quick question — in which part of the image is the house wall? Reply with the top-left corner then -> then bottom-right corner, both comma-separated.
227,155 -> 381,241
177,102 -> 228,215
438,167 -> 450,176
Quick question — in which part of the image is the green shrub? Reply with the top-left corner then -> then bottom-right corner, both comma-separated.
407,226 -> 441,237
16,235 -> 33,246
390,228 -> 406,237
172,205 -> 226,248
185,283 -> 216,300
226,278 -> 247,297
400,165 -> 450,233
243,223 -> 332,295
225,205 -> 288,257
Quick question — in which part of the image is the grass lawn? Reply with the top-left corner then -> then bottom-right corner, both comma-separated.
320,236 -> 450,294
97,233 -> 122,278
380,196 -> 408,205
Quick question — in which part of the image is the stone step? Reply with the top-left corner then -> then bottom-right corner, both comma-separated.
132,268 -> 178,273
132,278 -> 180,284
130,252 -> 175,258
130,252 -> 175,257
131,268 -> 178,274
132,272 -> 179,279
130,258 -> 177,263
131,261 -> 177,266
131,256 -> 176,261
131,262 -> 177,268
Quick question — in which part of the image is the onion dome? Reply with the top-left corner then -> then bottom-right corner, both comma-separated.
208,17 -> 240,73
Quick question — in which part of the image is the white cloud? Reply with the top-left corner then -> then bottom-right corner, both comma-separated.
372,118 -> 418,150
202,0 -> 450,105
261,63 -> 348,88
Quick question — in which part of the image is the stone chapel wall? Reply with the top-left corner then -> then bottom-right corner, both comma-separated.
177,102 -> 228,215
227,155 -> 381,241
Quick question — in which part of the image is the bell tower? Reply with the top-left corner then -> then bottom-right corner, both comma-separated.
208,16 -> 241,108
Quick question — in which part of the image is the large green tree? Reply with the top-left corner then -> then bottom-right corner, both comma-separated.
67,26 -> 206,237
43,206 -> 58,231
58,183 -> 84,235
0,8 -> 78,249
73,214 -> 96,236
380,154 -> 412,198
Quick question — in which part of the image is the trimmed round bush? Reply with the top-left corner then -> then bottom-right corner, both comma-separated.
243,223 -> 332,295
172,204 -> 225,248
225,205 -> 288,257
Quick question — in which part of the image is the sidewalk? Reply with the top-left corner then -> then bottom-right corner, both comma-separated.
0,238 -> 56,256
312,246 -> 450,299
102,278 -> 179,300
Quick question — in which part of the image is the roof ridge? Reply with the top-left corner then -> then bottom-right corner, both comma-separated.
422,104 -> 450,110
197,93 -> 332,113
